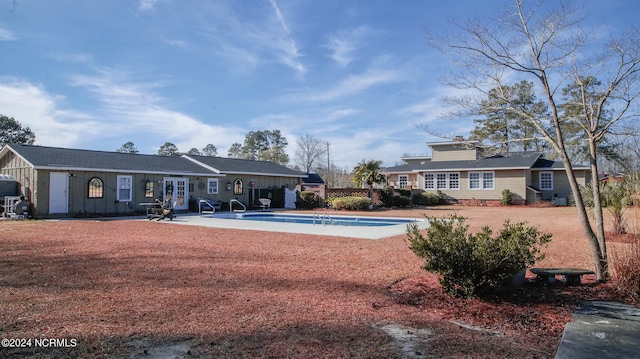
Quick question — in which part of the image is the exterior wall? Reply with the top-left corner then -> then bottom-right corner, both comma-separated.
216,175 -> 301,209
8,169 -> 300,217
530,169 -> 588,203
431,144 -> 478,162
387,173 -> 421,189
418,169 -> 527,204
37,170 -> 191,216
0,151 -> 38,209
531,169 -> 564,201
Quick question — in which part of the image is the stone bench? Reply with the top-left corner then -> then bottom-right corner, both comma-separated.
530,268 -> 595,286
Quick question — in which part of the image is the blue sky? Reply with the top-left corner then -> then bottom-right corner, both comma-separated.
0,1 -> 636,169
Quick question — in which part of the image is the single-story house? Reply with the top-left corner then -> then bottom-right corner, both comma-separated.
383,140 -> 590,205
0,144 -> 306,217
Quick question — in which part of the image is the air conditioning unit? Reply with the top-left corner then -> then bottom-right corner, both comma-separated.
553,197 -> 567,206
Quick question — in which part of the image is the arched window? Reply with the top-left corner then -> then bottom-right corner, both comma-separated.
233,179 -> 243,195
145,180 -> 154,198
88,177 -> 104,198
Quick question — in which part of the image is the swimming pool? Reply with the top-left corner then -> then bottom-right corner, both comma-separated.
222,213 -> 419,227
164,211 -> 429,239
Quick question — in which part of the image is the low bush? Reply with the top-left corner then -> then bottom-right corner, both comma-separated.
331,196 -> 371,210
396,189 -> 412,198
392,195 -> 411,208
500,189 -> 513,205
412,191 -> 444,206
298,191 -> 321,209
379,188 -> 395,208
406,214 -> 551,297
380,188 -> 411,208
610,235 -> 640,302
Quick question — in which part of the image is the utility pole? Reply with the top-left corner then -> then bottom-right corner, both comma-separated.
326,142 -> 330,187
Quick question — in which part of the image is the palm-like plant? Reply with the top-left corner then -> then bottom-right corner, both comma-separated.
351,160 -> 387,189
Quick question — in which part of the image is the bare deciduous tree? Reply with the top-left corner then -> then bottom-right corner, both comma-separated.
294,134 -> 326,173
424,0 -> 640,281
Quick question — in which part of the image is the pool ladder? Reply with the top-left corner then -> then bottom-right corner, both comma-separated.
229,199 -> 246,212
312,212 -> 333,226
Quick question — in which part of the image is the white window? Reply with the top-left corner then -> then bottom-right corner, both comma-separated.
449,173 -> 460,189
469,173 -> 480,189
117,175 -> 132,201
398,175 -> 408,189
424,173 -> 435,189
482,172 -> 494,189
469,172 -> 494,190
424,172 -> 459,190
207,178 -> 219,194
436,173 -> 447,189
540,172 -> 553,190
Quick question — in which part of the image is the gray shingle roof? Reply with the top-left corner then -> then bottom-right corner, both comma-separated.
5,144 -> 215,175
4,144 -> 306,177
531,158 -> 568,169
383,162 -> 422,173
302,173 -> 325,184
384,152 -> 545,172
185,155 -> 306,178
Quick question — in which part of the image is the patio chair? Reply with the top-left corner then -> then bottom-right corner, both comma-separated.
258,198 -> 271,211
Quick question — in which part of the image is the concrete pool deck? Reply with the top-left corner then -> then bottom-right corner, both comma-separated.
146,211 -> 429,239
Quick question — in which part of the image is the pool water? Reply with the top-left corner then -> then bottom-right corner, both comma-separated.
220,213 -> 419,227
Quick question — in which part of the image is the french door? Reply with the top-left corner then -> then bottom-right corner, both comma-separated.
163,177 -> 188,210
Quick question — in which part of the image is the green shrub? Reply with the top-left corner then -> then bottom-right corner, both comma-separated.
380,188 -> 411,208
298,191 -> 321,209
412,191 -> 444,206
500,189 -> 513,205
332,196 -> 371,210
397,189 -> 412,198
405,214 -> 551,297
379,188 -> 396,208
392,195 -> 411,208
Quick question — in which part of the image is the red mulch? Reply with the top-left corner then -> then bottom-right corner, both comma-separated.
0,206 -> 633,358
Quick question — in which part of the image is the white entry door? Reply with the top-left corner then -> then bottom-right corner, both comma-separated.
163,177 -> 189,210
49,172 -> 69,214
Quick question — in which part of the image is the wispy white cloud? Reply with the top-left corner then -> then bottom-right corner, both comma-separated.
194,1 -> 305,75
324,26 -> 371,67
302,67 -> 401,102
68,70 -> 244,152
138,0 -> 157,12
268,0 -> 305,74
0,78 -> 100,147
0,27 -> 16,41
51,52 -> 94,65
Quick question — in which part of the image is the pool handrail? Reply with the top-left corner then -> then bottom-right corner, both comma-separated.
312,212 -> 333,226
229,199 -> 246,212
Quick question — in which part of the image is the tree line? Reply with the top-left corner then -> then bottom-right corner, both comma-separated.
0,115 -> 356,187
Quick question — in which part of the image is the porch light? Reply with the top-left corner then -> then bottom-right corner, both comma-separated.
226,181 -> 232,191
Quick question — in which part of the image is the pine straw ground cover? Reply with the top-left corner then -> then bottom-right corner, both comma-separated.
0,206 -> 633,358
